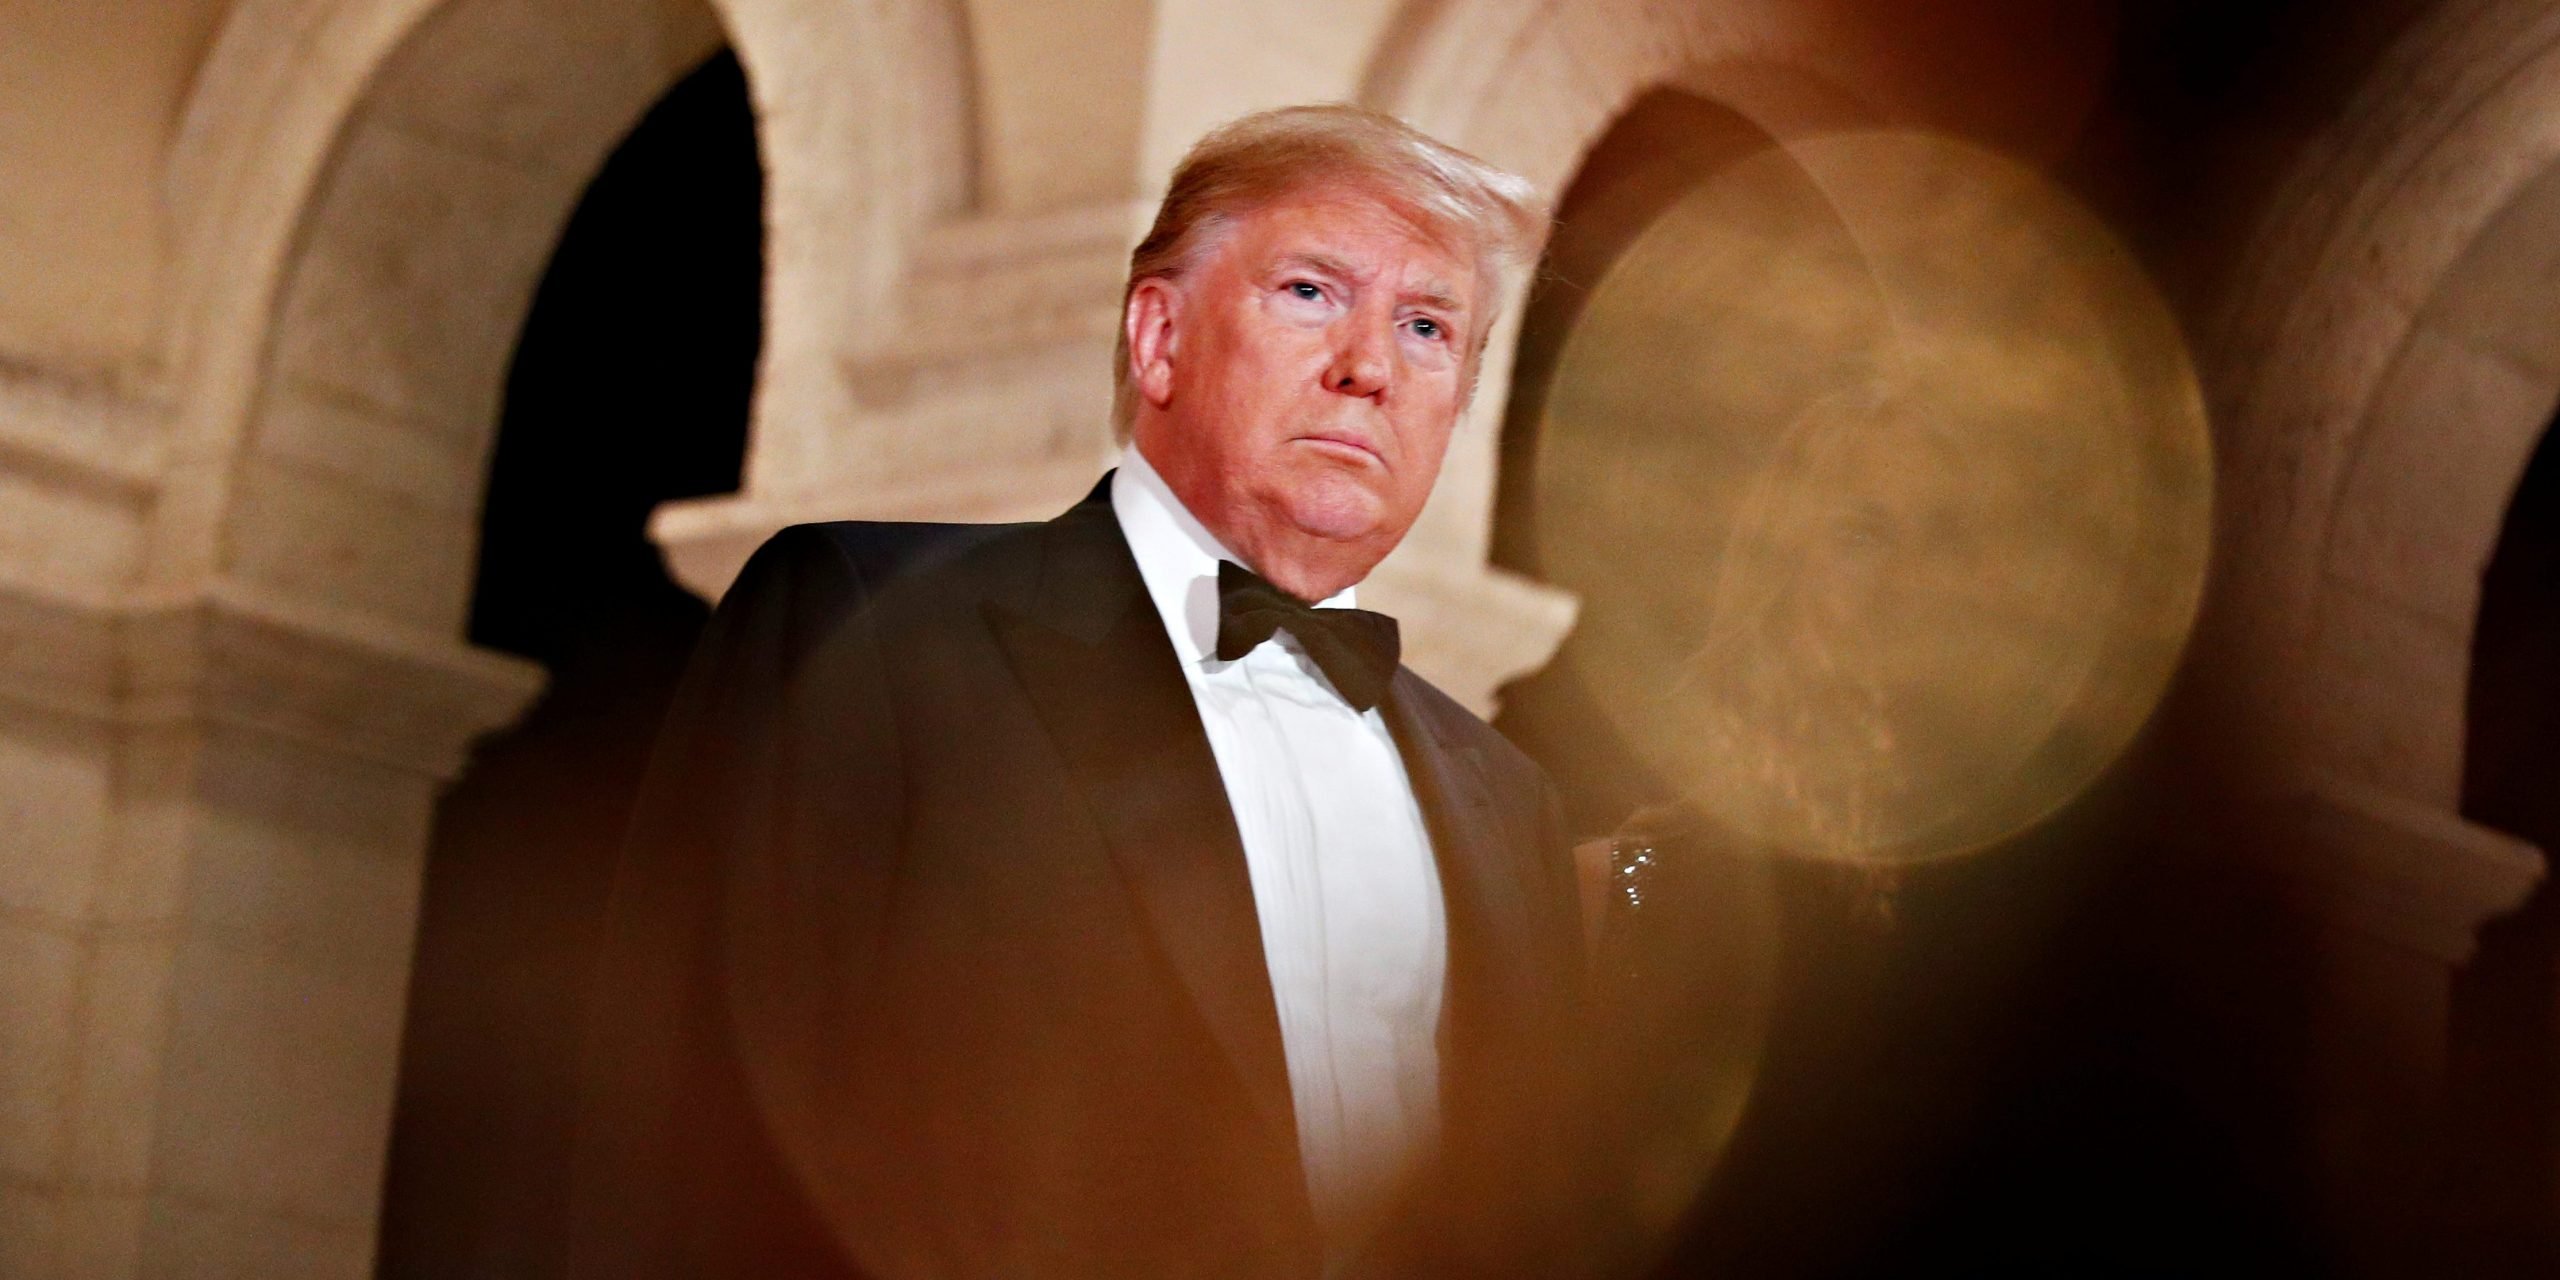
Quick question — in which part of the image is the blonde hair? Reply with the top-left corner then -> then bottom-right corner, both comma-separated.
1112,103 -> 1547,433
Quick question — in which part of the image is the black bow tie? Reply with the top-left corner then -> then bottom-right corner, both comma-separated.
1214,560 -> 1401,712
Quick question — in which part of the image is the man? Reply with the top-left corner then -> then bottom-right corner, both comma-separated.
571,105 -> 1586,1279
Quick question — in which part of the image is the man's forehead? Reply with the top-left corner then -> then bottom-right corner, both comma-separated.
1225,190 -> 1477,300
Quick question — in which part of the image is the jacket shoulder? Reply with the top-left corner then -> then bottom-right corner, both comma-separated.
745,519 -> 1024,593
705,519 -> 1034,679
1395,670 -> 1549,793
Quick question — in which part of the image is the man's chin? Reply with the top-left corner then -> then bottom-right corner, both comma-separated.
1277,479 -> 1393,545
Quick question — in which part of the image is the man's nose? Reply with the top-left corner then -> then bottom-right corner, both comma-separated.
1324,322 -> 1392,398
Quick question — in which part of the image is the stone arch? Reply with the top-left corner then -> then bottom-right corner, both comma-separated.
2139,2 -> 2560,1260
1365,0 -> 1867,198
157,0 -> 976,643
216,1 -> 732,640
2204,0 -> 2560,815
1363,0 -> 2121,209
1355,0 -> 2120,719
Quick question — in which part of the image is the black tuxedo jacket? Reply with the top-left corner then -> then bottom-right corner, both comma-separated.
568,479 -> 1586,1279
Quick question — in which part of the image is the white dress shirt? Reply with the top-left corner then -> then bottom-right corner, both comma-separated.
1111,446 -> 1448,1249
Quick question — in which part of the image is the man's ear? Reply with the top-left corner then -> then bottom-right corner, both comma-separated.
1125,278 -> 1181,409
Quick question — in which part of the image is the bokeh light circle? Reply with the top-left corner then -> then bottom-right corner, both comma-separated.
1530,130 -> 2213,867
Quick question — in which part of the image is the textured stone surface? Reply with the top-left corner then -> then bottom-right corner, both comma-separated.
0,472 -> 146,605
89,731 -> 202,927
150,930 -> 413,1224
369,0 -> 722,175
0,0 -> 224,372
2329,324 -> 2550,628
255,380 -> 481,516
223,456 -> 479,635
0,1183 -> 59,1280
2303,585 -> 2474,807
970,0 -> 1151,209
0,574 -> 533,1280
0,918 -> 80,1182
135,1195 -> 373,1280
1141,0 -> 1402,186
0,705 -> 110,924
51,1190 -> 144,1280
2421,161 -> 2560,383
189,736 -> 432,973
2205,3 -> 2560,790
62,931 -> 179,1190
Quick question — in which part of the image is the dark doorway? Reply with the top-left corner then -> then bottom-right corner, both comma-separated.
376,48 -> 761,1279
2448,417 -> 2560,1274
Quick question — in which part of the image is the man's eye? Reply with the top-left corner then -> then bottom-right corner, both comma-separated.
1409,317 -> 1444,341
1288,281 -> 1324,301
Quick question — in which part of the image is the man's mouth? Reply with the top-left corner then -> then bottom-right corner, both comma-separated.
1294,433 -> 1385,466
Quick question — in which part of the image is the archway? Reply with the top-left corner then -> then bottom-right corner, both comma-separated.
373,48 -> 761,1278
209,0 -> 732,639
2178,0 -> 2560,1260
78,0 -> 970,1268
2447,418 -> 2560,1271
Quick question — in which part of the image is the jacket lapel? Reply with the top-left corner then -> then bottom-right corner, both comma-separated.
983,491 -> 1299,1148
1378,672 -> 1538,1117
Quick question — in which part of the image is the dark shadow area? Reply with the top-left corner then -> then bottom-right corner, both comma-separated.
1491,58 -> 2343,1279
1590,732 -> 2326,1279
2448,417 -> 2560,1275
2056,0 -> 2437,313
376,48 -> 761,1280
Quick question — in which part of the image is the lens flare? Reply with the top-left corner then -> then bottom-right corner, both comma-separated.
1530,130 -> 2212,867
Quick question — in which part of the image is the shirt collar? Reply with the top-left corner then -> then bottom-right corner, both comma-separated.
1110,444 -> 1356,669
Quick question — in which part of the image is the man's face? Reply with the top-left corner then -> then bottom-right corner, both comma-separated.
1127,187 -> 1483,597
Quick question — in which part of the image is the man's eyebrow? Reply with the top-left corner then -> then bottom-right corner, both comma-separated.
1404,281 -> 1465,313
1276,251 -> 1357,280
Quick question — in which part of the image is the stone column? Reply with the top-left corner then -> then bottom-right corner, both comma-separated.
2260,774 -> 2545,1271
0,580 -> 538,1280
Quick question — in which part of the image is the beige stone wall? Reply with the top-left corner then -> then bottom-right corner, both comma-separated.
0,0 -> 236,377
965,0 -> 1152,210
0,586 -> 543,1277
0,703 -> 114,1277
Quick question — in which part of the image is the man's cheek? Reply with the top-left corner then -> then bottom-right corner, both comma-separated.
1405,423 -> 1459,490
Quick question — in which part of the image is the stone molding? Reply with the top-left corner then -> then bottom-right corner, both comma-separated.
0,576 -> 541,782
893,201 -> 1148,361
2265,772 -> 2546,964
0,576 -> 120,724
654,451 -> 1112,606
0,372 -> 167,505
656,200 -> 1147,605
836,200 -> 1147,415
